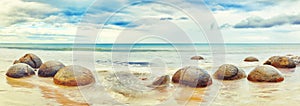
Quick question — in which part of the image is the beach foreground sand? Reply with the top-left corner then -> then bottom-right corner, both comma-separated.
1,47 -> 300,105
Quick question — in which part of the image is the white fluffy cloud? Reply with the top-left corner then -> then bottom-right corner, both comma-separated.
0,0 -> 300,43
0,0 -> 61,26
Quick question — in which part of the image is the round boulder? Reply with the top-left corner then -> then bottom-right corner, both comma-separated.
290,56 -> 300,65
151,75 -> 170,87
38,61 -> 65,77
191,56 -> 204,60
244,56 -> 259,62
247,65 -> 284,82
14,53 -> 43,68
53,65 -> 95,86
213,64 -> 246,80
264,56 -> 296,68
172,66 -> 212,88
6,63 -> 35,78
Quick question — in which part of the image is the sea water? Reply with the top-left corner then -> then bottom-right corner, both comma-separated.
0,43 -> 300,105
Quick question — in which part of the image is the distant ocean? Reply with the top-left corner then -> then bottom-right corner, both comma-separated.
0,43 -> 299,52
0,43 -> 299,70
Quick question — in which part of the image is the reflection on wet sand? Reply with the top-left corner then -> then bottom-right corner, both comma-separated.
174,86 -> 206,105
5,75 -> 89,106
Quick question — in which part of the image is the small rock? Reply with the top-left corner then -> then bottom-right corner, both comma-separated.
151,75 -> 170,87
247,65 -> 284,82
14,53 -> 43,68
6,63 -> 35,78
38,61 -> 65,77
172,66 -> 212,88
53,65 -> 95,86
244,56 -> 259,62
289,56 -> 300,65
191,56 -> 204,60
213,64 -> 246,80
264,56 -> 296,68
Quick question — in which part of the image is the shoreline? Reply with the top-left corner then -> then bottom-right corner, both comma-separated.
0,46 -> 300,105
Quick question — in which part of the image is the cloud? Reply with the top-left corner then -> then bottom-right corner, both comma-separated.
205,0 -> 299,12
234,14 -> 300,28
0,0 -> 61,26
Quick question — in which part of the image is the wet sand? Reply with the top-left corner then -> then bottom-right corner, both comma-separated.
1,48 -> 300,105
0,72 -> 89,106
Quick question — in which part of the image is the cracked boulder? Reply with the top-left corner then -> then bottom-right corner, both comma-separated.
14,53 -> 43,69
38,61 -> 65,77
172,66 -> 212,88
264,56 -> 296,68
6,63 -> 35,78
54,65 -> 95,86
213,64 -> 246,80
247,65 -> 284,82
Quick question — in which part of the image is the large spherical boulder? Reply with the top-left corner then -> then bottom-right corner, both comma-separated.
38,61 -> 65,77
213,64 -> 246,80
264,56 -> 296,68
172,66 -> 212,88
6,63 -> 35,78
14,53 -> 43,68
53,65 -> 95,86
247,65 -> 284,82
244,56 -> 259,62
191,56 -> 204,60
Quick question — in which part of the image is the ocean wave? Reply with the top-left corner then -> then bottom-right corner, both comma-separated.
0,46 -> 209,52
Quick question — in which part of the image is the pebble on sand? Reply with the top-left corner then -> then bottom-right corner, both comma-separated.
14,53 -> 43,69
247,65 -> 284,82
213,64 -> 246,80
38,61 -> 65,77
6,63 -> 35,78
172,66 -> 212,88
244,56 -> 259,62
53,65 -> 95,86
191,56 -> 204,60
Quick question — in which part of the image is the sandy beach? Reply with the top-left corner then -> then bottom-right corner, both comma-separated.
0,44 -> 300,106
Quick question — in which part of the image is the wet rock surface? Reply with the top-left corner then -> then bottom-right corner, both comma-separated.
38,61 -> 65,77
6,63 -> 35,78
264,56 -> 296,68
244,56 -> 259,62
247,65 -> 284,82
191,56 -> 204,60
14,53 -> 43,68
53,65 -> 95,86
289,56 -> 300,65
172,66 -> 212,88
149,75 -> 170,88
213,64 -> 246,80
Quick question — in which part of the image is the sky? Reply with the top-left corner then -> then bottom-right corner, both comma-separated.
0,0 -> 300,43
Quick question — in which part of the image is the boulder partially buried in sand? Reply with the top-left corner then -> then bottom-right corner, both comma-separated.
14,53 -> 43,69
150,75 -> 170,88
172,66 -> 212,88
264,56 -> 296,68
6,63 -> 35,78
213,64 -> 246,80
247,65 -> 284,82
190,56 -> 204,60
53,65 -> 95,86
290,56 -> 300,65
244,56 -> 259,62
38,61 -> 65,77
